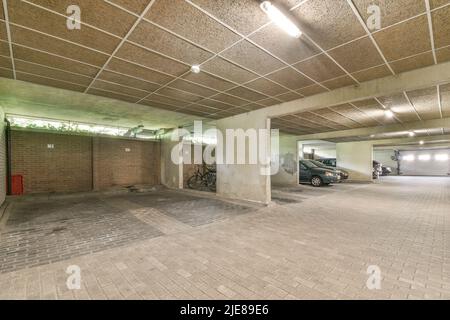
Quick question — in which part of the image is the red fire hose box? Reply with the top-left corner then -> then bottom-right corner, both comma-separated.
11,175 -> 24,196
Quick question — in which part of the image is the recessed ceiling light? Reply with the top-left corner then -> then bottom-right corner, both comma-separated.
260,1 -> 302,38
191,65 -> 201,74
419,140 -> 424,145
408,131 -> 415,137
384,109 -> 394,118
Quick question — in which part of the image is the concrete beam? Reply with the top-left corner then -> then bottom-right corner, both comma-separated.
295,117 -> 450,141
238,61 -> 450,119
372,134 -> 450,147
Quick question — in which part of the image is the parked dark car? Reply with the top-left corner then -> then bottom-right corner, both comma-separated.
299,160 -> 339,187
312,159 -> 349,181
310,160 -> 349,181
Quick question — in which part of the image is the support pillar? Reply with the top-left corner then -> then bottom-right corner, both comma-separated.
336,141 -> 373,182
216,114 -> 271,204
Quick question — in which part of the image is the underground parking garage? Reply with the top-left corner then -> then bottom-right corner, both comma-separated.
0,0 -> 450,305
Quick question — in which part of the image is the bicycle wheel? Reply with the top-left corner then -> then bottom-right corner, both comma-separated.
187,174 -> 204,190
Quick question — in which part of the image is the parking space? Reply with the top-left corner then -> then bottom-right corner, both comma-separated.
1,177 -> 449,299
0,190 -> 257,274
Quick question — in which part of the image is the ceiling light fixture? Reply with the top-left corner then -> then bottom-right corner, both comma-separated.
408,131 -> 415,137
260,1 -> 302,38
384,109 -> 394,118
190,65 -> 201,74
419,140 -> 424,145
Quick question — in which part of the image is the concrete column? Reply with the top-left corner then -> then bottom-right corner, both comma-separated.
160,129 -> 183,189
271,134 -> 298,187
336,141 -> 373,182
216,114 -> 271,204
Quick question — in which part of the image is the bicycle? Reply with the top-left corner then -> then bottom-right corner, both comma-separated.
187,164 -> 216,192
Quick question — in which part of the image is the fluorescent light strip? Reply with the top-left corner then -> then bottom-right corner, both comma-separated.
260,1 -> 302,38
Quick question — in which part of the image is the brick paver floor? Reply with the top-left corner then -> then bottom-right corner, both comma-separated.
0,177 -> 449,299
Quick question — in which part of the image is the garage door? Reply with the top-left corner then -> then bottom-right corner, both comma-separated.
399,149 -> 450,176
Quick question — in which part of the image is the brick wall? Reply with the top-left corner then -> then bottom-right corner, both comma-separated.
93,137 -> 160,190
0,108 -> 6,205
11,131 -> 161,194
11,131 -> 93,194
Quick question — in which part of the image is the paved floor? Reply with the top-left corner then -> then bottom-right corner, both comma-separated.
0,177 -> 449,299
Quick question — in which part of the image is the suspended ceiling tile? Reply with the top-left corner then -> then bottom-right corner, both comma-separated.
168,78 -> 218,98
245,77 -> 289,97
91,79 -> 148,98
274,91 -> 303,102
436,46 -> 450,63
249,24 -> 321,64
0,56 -> 12,69
8,0 -> 121,53
10,25 -> 109,66
255,98 -> 280,107
87,87 -> 140,103
313,107 -> 361,128
330,103 -> 379,126
221,40 -> 285,75
115,42 -> 189,76
189,0 -> 269,36
353,0 -> 426,30
17,71 -> 87,92
406,87 -> 442,120
293,54 -> 345,82
202,56 -> 258,84
373,15 -> 431,61
14,59 -> 93,86
429,0 -> 450,9
105,58 -> 174,85
26,0 -> 137,38
291,0 -> 366,50
199,99 -> 235,110
432,5 -> 450,49
0,21 -> 7,40
225,86 -> 268,102
352,98 -> 396,124
296,84 -> 328,96
146,0 -> 240,53
0,42 -> 9,56
321,75 -> 357,90
128,21 -> 213,65
97,70 -> 160,92
377,93 -> 421,122
138,100 -> 180,112
0,68 -> 13,79
107,0 -> 151,15
212,93 -> 250,107
390,52 -> 435,74
157,87 -> 204,103
266,67 -> 314,90
182,71 -> 235,92
328,36 -> 384,73
301,112 -> 348,130
351,65 -> 392,82
13,45 -> 99,77
144,93 -> 185,107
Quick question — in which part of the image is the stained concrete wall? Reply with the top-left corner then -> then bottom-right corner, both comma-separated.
216,115 -> 271,204
160,129 -> 182,189
336,141 -> 373,182
271,134 -> 298,187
